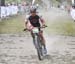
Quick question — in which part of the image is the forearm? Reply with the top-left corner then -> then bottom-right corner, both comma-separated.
25,21 -> 28,28
40,19 -> 45,25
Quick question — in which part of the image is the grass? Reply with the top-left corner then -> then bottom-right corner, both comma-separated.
0,15 -> 75,36
0,15 -> 24,34
46,17 -> 75,36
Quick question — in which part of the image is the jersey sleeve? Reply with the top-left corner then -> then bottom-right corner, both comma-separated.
38,14 -> 45,24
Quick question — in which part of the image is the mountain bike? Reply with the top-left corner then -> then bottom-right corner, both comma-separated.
24,26 -> 47,60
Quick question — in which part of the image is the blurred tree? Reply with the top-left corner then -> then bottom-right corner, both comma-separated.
4,0 -> 72,5
56,0 -> 72,4
0,0 -> 5,6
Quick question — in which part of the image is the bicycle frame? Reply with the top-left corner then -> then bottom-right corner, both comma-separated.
32,28 -> 43,60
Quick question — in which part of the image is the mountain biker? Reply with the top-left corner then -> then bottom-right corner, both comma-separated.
24,7 -> 47,54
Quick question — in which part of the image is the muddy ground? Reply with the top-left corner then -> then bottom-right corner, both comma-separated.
0,8 -> 75,64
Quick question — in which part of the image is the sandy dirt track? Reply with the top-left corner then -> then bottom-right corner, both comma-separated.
0,8 -> 75,64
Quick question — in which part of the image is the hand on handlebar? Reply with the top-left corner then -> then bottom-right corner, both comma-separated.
42,25 -> 48,28
23,28 -> 27,31
23,25 -> 47,31
23,28 -> 33,31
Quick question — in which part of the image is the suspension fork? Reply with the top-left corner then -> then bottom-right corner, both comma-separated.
32,33 -> 39,49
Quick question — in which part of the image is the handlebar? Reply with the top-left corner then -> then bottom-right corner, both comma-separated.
23,25 -> 48,31
40,25 -> 47,28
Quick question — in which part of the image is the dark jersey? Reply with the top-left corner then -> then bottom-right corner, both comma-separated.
28,15 -> 40,27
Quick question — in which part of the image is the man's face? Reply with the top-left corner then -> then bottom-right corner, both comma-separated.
31,12 -> 36,16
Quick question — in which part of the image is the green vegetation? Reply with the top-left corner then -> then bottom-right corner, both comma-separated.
0,15 -> 24,34
5,0 -> 33,3
0,15 -> 75,36
5,0 -> 71,4
46,18 -> 75,36
6,0 -> 21,3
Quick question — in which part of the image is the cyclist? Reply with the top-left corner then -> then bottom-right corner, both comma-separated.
24,8 -> 47,54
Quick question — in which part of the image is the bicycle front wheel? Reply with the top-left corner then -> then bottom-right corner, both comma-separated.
37,35 -> 43,60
